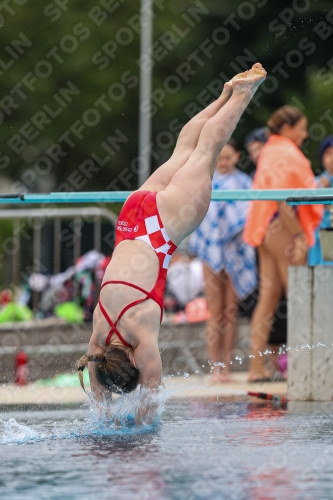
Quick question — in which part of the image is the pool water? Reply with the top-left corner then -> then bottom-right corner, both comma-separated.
1,399 -> 333,500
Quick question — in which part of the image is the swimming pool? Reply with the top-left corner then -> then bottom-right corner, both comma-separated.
1,398 -> 333,499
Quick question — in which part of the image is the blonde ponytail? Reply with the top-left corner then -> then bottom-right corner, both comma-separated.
76,353 -> 106,393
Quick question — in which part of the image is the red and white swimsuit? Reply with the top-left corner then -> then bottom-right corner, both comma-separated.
98,190 -> 177,347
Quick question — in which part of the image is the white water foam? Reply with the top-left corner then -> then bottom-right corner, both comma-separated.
0,418 -> 41,445
84,384 -> 170,435
0,385 -> 170,445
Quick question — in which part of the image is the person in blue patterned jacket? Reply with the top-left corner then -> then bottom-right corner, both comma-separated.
189,138 -> 257,383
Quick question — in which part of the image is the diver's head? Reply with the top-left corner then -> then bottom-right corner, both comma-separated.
77,345 -> 140,394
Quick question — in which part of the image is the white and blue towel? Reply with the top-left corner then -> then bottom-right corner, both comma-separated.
189,168 -> 257,299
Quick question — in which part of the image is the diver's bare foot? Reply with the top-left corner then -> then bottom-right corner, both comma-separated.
232,63 -> 266,96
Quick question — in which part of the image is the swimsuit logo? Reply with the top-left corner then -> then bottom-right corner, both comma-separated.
134,225 -> 139,232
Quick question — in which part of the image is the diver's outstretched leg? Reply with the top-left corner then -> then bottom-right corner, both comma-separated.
141,80 -> 233,192
158,63 -> 267,244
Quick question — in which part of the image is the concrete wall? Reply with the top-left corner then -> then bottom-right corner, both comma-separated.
288,266 -> 333,401
0,317 -> 251,383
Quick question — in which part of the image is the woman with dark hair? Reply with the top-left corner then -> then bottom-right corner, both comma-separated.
244,127 -> 268,168
244,105 -> 323,382
77,63 -> 267,399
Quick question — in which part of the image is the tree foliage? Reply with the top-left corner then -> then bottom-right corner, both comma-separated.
0,0 -> 332,193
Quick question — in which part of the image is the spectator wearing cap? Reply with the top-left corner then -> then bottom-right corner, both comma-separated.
244,127 -> 268,168
308,135 -> 333,265
318,135 -> 333,187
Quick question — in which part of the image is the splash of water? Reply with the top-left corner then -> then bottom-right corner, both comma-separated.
84,385 -> 170,436
0,385 -> 170,445
0,418 -> 41,445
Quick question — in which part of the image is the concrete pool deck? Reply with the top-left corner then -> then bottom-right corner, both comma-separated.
0,372 -> 287,405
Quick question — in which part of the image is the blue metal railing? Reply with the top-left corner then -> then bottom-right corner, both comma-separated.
1,189 -> 333,204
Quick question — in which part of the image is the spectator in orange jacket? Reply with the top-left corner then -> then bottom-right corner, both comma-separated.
243,106 -> 323,382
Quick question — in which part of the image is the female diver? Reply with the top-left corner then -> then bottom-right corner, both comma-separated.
77,63 -> 267,400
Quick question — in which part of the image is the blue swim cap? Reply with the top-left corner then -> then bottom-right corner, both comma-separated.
244,127 -> 268,147
319,135 -> 333,162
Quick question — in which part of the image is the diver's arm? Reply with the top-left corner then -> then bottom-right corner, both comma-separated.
86,307 -> 114,403
134,340 -> 162,389
133,341 -> 163,425
87,341 -> 112,403
87,361 -> 110,402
